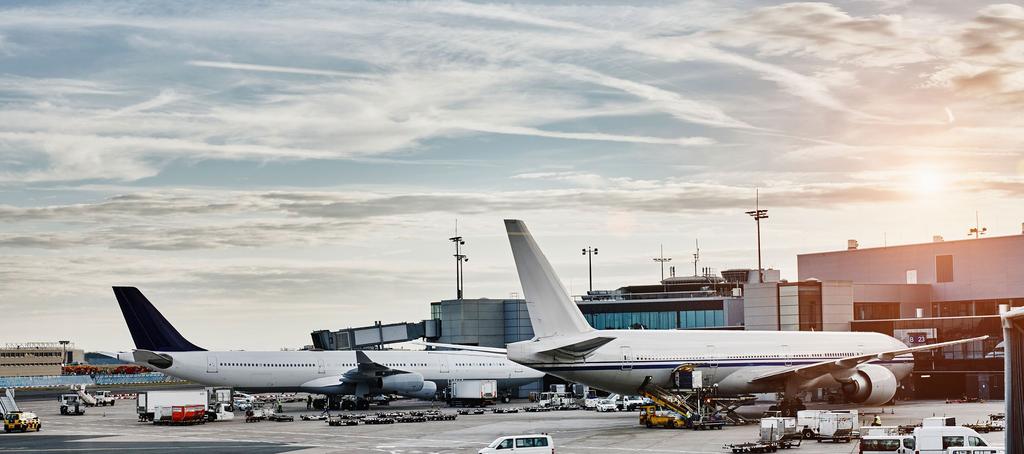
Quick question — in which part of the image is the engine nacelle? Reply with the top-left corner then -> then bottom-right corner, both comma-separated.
840,364 -> 898,406
378,372 -> 425,394
399,380 -> 437,400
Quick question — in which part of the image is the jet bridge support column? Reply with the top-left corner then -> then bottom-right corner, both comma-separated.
1002,307 -> 1024,454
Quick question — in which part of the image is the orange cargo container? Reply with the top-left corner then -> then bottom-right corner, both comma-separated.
170,405 -> 206,424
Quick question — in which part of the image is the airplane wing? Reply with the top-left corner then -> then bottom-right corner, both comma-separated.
413,341 -> 508,354
342,351 -> 410,380
750,335 -> 989,384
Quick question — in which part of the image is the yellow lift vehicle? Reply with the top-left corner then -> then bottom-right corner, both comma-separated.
639,405 -> 689,429
4,411 -> 41,433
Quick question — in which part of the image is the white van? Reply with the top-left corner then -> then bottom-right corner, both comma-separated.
913,426 -> 991,454
479,434 -> 555,453
860,435 -> 915,454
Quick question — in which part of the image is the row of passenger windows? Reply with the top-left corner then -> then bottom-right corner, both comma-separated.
218,362 -> 433,368
633,353 -> 857,361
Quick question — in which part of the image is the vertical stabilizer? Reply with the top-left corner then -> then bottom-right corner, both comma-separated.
505,220 -> 594,338
113,286 -> 205,352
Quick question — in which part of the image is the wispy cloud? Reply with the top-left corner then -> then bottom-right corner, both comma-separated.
187,60 -> 376,78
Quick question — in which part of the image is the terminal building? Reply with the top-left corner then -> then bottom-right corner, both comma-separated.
746,234 -> 1024,400
0,342 -> 83,377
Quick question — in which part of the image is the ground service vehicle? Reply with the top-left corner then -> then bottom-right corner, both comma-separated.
913,426 -> 992,454
448,380 -> 496,407
90,390 -> 116,406
860,435 -> 915,454
595,399 -> 616,412
612,394 -> 645,411
59,394 -> 86,415
816,411 -> 858,442
206,402 -> 235,421
479,434 -> 555,454
639,405 -> 687,429
4,411 -> 40,432
153,405 -> 206,425
137,389 -> 207,422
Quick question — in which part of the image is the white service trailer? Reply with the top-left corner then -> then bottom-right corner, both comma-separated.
448,380 -> 497,407
137,389 -> 207,422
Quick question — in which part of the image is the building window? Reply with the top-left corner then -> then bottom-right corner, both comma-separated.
936,255 -> 953,283
855,302 -> 901,321
906,269 -> 917,284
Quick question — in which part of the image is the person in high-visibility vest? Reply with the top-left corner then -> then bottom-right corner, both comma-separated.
871,415 -> 882,426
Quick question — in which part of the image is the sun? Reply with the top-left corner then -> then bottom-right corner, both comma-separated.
913,169 -> 944,194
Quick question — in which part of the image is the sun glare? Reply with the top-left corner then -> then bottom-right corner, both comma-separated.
913,169 -> 944,194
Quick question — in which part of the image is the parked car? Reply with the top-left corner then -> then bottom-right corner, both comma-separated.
479,434 -> 554,453
595,399 -> 617,412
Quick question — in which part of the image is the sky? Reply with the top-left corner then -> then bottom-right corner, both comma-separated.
1,1 -> 1022,351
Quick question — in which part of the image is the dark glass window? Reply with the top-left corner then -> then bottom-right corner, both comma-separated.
854,302 -> 900,320
936,255 -> 954,283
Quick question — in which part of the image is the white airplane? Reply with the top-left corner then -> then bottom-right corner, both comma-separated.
111,287 -> 544,409
436,220 -> 986,415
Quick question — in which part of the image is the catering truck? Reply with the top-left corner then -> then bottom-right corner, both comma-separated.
447,380 -> 497,407
137,389 -> 207,422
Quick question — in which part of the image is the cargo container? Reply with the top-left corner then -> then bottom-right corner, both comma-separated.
447,380 -> 497,407
153,405 -> 206,425
137,389 -> 207,422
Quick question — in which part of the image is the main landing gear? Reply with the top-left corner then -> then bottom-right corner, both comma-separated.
768,397 -> 806,417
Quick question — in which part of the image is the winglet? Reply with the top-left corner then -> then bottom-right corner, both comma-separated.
505,220 -> 594,339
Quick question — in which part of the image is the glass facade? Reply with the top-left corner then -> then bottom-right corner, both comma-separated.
502,300 -> 534,344
852,315 -> 1004,399
854,302 -> 901,320
583,309 -> 724,330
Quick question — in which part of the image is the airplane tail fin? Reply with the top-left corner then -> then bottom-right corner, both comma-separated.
112,287 -> 205,352
505,220 -> 594,339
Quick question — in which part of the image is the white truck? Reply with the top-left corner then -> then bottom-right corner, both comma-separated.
137,389 -> 208,422
448,380 -> 497,407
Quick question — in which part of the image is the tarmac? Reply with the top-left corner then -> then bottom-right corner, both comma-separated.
0,392 -> 1008,454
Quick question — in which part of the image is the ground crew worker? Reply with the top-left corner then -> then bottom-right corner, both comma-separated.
872,415 -> 882,426
307,394 -> 312,410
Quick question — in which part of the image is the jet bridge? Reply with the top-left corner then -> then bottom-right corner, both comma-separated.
311,320 -> 440,350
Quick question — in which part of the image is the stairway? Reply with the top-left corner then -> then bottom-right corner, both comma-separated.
0,388 -> 19,414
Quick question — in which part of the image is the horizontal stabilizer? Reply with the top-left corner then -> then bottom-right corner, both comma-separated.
537,336 -> 616,359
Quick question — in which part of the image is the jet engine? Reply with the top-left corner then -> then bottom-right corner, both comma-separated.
840,364 -> 898,406
399,380 -> 437,400
378,372 -> 425,394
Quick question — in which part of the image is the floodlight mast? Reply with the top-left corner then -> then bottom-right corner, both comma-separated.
450,221 -> 468,299
745,189 -> 768,283
583,247 -> 598,292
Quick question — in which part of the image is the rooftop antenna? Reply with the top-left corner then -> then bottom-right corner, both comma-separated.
653,244 -> 672,286
968,211 -> 987,239
693,239 -> 700,276
745,188 -> 769,283
449,220 -> 468,299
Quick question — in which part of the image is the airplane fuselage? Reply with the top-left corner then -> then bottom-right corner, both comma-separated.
508,329 -> 914,395
131,349 -> 543,394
